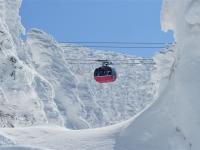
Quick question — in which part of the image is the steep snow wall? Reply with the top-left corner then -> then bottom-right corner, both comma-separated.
0,0 -> 64,127
114,0 -> 200,149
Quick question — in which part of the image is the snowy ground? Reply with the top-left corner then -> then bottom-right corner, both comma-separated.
0,123 -> 128,150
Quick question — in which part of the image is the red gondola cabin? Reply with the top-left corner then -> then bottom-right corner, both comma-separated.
94,66 -> 117,83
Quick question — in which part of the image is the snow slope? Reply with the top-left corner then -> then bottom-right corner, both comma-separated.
114,0 -> 200,149
0,125 -> 121,150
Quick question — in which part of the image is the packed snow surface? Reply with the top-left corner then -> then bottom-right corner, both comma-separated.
2,0 -> 199,149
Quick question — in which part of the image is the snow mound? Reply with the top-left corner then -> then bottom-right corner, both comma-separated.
0,125 -> 123,150
0,133 -> 14,146
0,146 -> 50,150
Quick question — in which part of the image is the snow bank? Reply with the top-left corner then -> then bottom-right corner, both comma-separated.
0,146 -> 50,150
113,0 -> 200,149
0,125 -> 124,150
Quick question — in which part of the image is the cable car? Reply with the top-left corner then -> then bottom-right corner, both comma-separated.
66,58 -> 155,84
94,60 -> 117,83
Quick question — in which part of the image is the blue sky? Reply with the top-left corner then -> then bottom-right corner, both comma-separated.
20,0 -> 173,57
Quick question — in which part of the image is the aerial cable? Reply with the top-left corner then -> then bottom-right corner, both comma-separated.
62,45 -> 165,49
65,58 -> 155,65
60,42 -> 172,45
68,62 -> 155,65
65,58 -> 154,61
